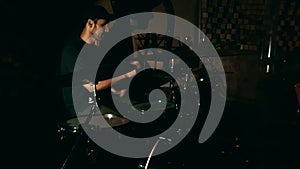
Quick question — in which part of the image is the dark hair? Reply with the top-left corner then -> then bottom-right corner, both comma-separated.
77,5 -> 113,37
63,5 -> 114,44
81,5 -> 114,23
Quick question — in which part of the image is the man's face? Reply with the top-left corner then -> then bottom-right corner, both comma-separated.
92,19 -> 109,46
95,19 -> 109,34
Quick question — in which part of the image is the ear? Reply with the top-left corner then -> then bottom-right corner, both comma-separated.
86,19 -> 95,30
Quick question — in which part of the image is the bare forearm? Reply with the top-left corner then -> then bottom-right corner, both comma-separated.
95,74 -> 126,91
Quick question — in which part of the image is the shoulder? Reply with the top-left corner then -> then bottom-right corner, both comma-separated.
62,38 -> 86,60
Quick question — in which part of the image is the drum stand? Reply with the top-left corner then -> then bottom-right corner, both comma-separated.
138,137 -> 172,169
60,86 -> 98,169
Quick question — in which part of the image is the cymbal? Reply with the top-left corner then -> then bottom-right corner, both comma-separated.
133,101 -> 176,112
66,114 -> 130,129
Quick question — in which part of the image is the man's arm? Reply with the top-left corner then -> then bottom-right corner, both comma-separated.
82,69 -> 137,93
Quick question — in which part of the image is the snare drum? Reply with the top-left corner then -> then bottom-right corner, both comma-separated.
56,106 -> 132,166
57,105 -> 130,141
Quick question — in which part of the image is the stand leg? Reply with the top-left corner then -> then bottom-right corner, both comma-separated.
60,88 -> 99,169
60,131 -> 84,169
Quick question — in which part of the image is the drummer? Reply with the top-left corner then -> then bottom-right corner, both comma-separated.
60,4 -> 137,120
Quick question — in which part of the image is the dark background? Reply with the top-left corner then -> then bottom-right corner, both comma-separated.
1,0 -> 300,169
1,0 -> 90,168
1,0 -> 162,168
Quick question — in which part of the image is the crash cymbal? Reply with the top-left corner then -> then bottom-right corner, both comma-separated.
133,101 -> 176,112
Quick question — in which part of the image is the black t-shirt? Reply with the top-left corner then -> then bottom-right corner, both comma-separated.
60,35 -> 135,118
60,37 -> 92,118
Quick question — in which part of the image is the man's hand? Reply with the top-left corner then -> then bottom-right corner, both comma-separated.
82,82 -> 94,93
124,69 -> 137,78
111,88 -> 127,97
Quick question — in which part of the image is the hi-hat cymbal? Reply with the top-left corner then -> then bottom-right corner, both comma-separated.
67,114 -> 129,129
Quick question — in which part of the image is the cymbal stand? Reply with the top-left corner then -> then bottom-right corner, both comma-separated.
169,58 -> 179,110
138,137 -> 172,169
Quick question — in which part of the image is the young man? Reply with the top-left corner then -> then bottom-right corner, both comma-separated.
60,5 -> 136,119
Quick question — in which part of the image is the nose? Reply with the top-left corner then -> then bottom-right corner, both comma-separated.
104,25 -> 109,32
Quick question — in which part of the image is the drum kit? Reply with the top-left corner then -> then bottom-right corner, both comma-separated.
57,53 -> 207,169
